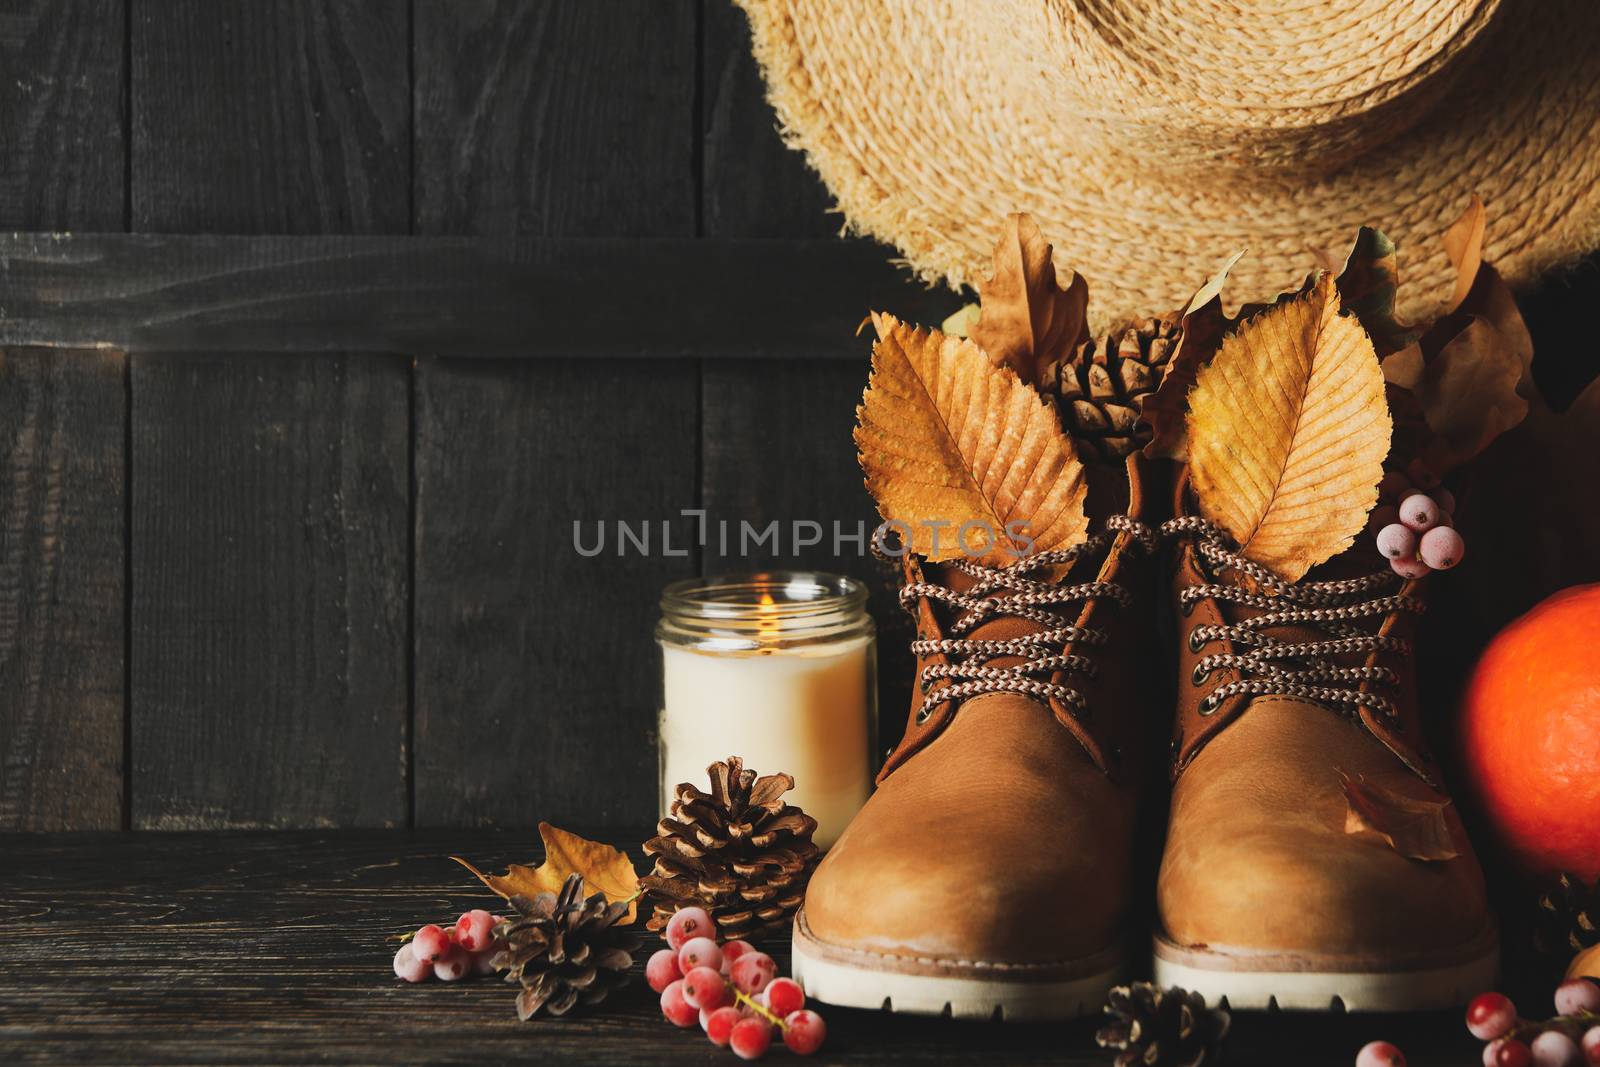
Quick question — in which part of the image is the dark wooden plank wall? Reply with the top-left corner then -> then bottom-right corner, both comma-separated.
0,0 -> 892,831
0,0 -> 127,830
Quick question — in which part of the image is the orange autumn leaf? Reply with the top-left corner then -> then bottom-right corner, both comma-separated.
1186,275 -> 1390,581
970,213 -> 1088,387
855,314 -> 1089,564
454,822 -> 641,923
1340,771 -> 1460,862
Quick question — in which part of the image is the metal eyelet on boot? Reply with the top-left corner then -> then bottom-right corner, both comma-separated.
1191,662 -> 1212,687
1198,693 -> 1220,715
1188,628 -> 1206,653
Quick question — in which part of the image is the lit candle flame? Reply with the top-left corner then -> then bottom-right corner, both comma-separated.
757,591 -> 780,645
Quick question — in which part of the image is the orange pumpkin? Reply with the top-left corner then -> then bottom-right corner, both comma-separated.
1460,584 -> 1600,880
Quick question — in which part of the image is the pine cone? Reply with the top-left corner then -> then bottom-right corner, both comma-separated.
1097,983 -> 1231,1067
492,873 -> 641,1019
642,757 -> 821,941
1535,873 -> 1600,957
1043,313 -> 1181,461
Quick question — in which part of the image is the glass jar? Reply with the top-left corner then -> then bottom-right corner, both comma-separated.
656,572 -> 876,849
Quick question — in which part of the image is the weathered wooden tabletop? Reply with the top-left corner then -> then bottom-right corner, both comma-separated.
0,831 -> 1484,1065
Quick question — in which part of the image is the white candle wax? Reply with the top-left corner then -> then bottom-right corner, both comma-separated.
659,636 -> 872,849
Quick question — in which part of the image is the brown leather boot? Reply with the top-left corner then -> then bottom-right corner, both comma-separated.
791,459 -> 1159,1020
1152,481 -> 1498,1011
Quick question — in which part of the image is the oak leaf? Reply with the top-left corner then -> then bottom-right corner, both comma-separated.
1141,249 -> 1244,460
1333,227 -> 1418,356
1409,197 -> 1534,472
855,314 -> 1088,564
454,822 -> 641,923
1340,770 -> 1460,862
970,213 -> 1088,387
1186,275 -> 1390,581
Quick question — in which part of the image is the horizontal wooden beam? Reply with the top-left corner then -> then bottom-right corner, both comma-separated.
0,232 -> 960,358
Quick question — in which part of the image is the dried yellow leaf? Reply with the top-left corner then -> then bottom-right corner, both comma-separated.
1340,770 -> 1460,862
855,314 -> 1088,565
1187,275 -> 1390,582
970,213 -> 1087,387
454,822 -> 641,923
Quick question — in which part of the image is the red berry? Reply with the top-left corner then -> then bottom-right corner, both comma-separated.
730,952 -> 778,995
1419,526 -> 1464,570
730,1016 -> 774,1060
392,943 -> 431,983
471,948 -> 498,975
1400,492 -> 1441,532
1530,1030 -> 1581,1066
683,965 -> 731,1011
1557,978 -> 1600,1016
432,944 -> 469,981
454,909 -> 496,952
1484,1037 -> 1532,1067
1406,458 -> 1441,491
783,1009 -> 827,1055
665,906 -> 714,951
661,979 -> 698,1028
411,923 -> 449,963
1581,1026 -> 1600,1065
1391,555 -> 1430,580
646,947 -> 683,993
705,1005 -> 743,1047
1467,992 -> 1518,1041
1378,471 -> 1412,503
678,936 -> 724,974
1376,522 -> 1417,560
766,977 -> 805,1017
721,940 -> 756,973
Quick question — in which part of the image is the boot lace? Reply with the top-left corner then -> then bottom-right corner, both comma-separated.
1164,516 -> 1425,721
878,515 -> 1157,722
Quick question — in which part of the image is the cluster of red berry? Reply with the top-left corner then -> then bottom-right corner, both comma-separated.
1356,979 -> 1600,1066
392,909 -> 502,983
1369,461 -> 1464,578
650,907 -> 826,1060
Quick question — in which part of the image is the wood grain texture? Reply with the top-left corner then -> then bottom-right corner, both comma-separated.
412,0 -> 700,828
700,360 -> 913,758
0,829 -> 1486,1065
129,353 -> 409,828
125,0 -> 413,829
130,0 -> 409,234
413,358 -> 697,827
0,0 -> 125,231
701,0 -> 836,238
0,349 -> 125,831
0,233 -> 954,358
414,0 -> 697,237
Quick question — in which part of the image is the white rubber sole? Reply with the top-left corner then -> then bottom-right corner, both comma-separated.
791,911 -> 1124,1021
1151,926 -> 1500,1012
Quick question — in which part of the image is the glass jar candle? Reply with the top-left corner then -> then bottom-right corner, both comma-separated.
657,572 -> 876,849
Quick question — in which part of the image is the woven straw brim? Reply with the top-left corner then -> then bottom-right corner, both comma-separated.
735,0 -> 1600,330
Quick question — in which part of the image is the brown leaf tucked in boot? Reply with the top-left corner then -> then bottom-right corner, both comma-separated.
1096,983 -> 1231,1067
642,757 -> 820,941
492,873 -> 640,1020
1043,314 -> 1180,462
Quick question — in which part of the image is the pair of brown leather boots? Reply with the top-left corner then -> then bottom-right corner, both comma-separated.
791,456 -> 1497,1020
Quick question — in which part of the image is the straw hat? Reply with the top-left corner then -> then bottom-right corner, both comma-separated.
734,0 -> 1600,327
